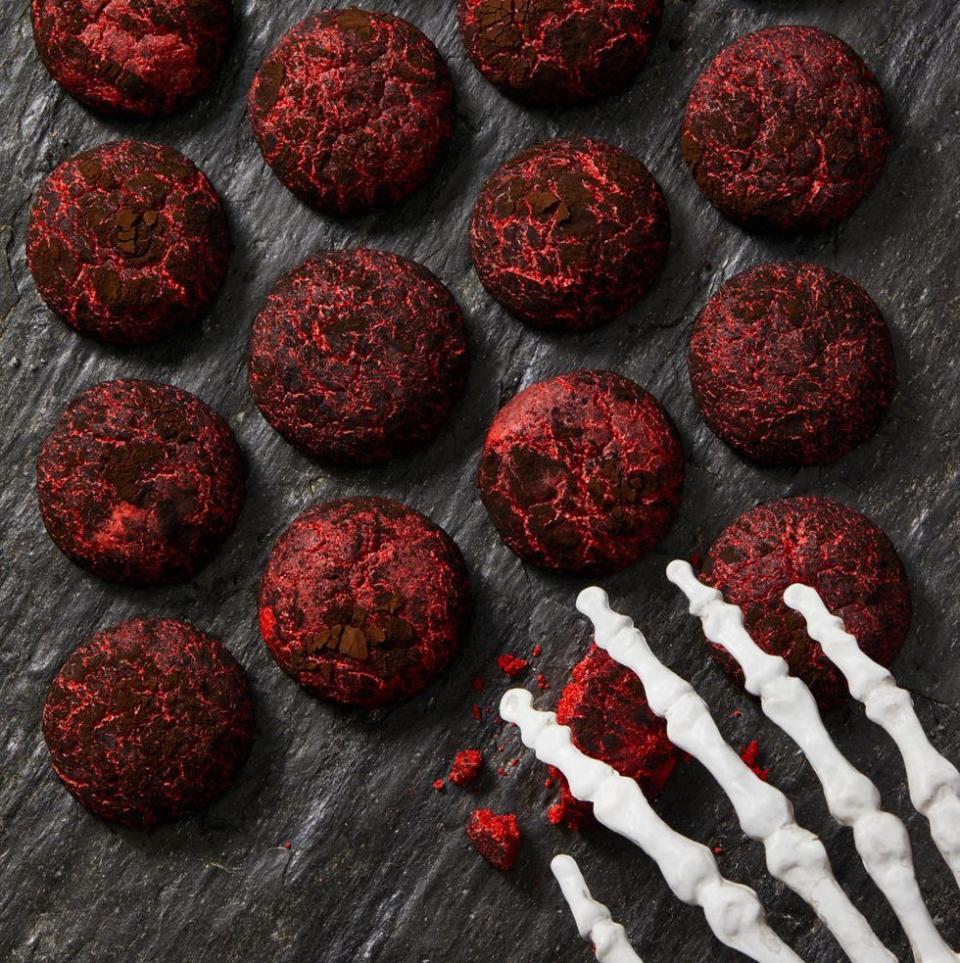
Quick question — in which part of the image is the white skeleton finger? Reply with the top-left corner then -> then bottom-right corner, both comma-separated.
667,560 -> 959,963
576,585 -> 894,963
784,584 -> 960,893
551,854 -> 643,963
499,688 -> 804,963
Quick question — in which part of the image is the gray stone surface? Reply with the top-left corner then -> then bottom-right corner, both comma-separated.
1,1 -> 959,960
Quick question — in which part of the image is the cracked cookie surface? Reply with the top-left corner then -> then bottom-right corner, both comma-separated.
701,496 -> 912,709
37,379 -> 244,586
27,140 -> 230,345
469,137 -> 669,332
248,9 -> 454,215
259,497 -> 471,708
458,0 -> 662,107
248,249 -> 468,465
682,26 -> 889,234
689,262 -> 895,466
31,0 -> 233,119
477,370 -> 683,574
43,618 -> 254,828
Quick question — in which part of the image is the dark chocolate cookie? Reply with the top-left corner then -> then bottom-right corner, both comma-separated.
470,137 -> 669,332
248,249 -> 468,465
37,379 -> 244,586
27,140 -> 230,345
248,9 -> 454,215
477,370 -> 684,574
43,618 -> 254,828
682,26 -> 890,233
259,497 -> 472,708
701,496 -> 912,708
31,0 -> 233,119
689,262 -> 895,465
458,0 -> 662,107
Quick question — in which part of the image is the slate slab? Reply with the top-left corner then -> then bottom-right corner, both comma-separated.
1,1 -> 958,961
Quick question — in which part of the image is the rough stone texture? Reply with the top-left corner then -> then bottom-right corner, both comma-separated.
1,2 -> 959,962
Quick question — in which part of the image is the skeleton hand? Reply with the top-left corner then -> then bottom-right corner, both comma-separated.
501,561 -> 960,963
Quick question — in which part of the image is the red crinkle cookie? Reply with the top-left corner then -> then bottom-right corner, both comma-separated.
31,0 -> 233,119
470,137 -> 669,332
36,379 -> 244,586
477,370 -> 684,575
701,496 -> 912,708
259,497 -> 472,708
458,0 -> 662,107
689,262 -> 896,466
550,643 -> 678,830
42,618 -> 254,828
27,140 -> 230,345
466,809 -> 521,871
248,249 -> 468,465
682,26 -> 890,234
248,9 -> 454,215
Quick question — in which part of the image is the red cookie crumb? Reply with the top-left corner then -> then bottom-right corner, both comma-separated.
550,645 -> 679,830
31,0 -> 232,119
689,262 -> 895,466
532,644 -> 542,658
477,370 -> 684,574
470,137 -> 669,332
702,496 -> 912,708
27,141 -> 230,345
536,674 -> 550,690
248,10 -> 454,215
682,26 -> 890,234
497,653 -> 529,678
248,249 -> 468,464
259,497 -> 471,708
433,778 -> 446,792
36,380 -> 244,586
42,618 -> 253,828
458,0 -> 662,107
466,809 -> 521,871
740,740 -> 769,782
449,749 -> 484,786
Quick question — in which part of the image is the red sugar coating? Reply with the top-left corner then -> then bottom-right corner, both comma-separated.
433,778 -> 446,792
532,644 -> 542,657
702,496 -> 912,708
248,249 -> 467,465
31,0 -> 232,119
550,644 -> 679,830
689,262 -> 896,466
27,141 -> 230,345
458,0 -> 662,107
682,26 -> 889,234
497,652 -> 529,678
36,380 -> 243,586
470,137 -> 669,332
477,370 -> 684,575
259,497 -> 471,708
466,809 -> 521,871
740,740 -> 769,782
248,9 -> 454,215
42,618 -> 253,828
536,673 -> 550,690
449,749 -> 484,786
